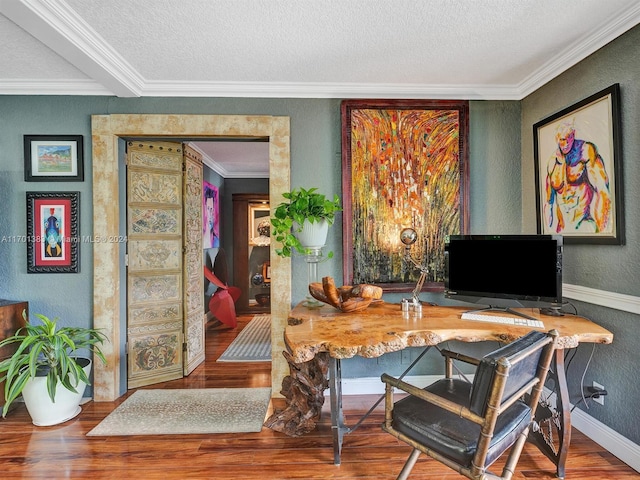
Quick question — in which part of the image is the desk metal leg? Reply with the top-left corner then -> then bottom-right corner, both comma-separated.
329,357 -> 347,465
529,349 -> 571,479
327,347 -> 433,465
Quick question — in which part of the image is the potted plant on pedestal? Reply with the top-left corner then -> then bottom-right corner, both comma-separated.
0,311 -> 107,426
270,187 -> 342,258
271,187 -> 342,307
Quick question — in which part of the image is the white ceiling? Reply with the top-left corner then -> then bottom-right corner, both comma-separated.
190,140 -> 270,178
2,0 -> 639,176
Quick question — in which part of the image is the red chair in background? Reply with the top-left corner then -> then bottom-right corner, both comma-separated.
204,248 -> 241,328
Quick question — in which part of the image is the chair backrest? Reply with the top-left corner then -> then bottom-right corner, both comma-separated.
469,330 -> 553,417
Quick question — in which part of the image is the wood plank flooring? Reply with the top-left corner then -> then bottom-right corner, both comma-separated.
0,314 -> 637,479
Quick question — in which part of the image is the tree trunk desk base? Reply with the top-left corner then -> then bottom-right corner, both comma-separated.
266,302 -> 613,473
263,350 -> 329,437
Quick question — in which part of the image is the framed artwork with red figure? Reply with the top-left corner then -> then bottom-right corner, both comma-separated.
26,191 -> 80,273
203,181 -> 220,249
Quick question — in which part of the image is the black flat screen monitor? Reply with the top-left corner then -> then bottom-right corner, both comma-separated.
444,234 -> 563,310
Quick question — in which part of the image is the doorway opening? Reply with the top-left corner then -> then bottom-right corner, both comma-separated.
91,114 -> 291,402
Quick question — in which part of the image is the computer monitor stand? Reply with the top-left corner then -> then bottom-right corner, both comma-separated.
464,306 -> 539,321
540,305 -> 565,316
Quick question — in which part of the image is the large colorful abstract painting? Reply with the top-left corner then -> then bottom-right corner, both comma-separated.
341,100 -> 469,292
202,181 -> 220,249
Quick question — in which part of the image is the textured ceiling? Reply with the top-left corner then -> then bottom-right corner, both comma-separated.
1,0 -> 639,175
2,0 -> 640,99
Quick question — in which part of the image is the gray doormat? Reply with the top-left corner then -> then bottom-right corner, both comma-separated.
87,387 -> 271,436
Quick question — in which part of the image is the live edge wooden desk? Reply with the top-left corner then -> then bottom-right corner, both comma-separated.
265,301 -> 613,478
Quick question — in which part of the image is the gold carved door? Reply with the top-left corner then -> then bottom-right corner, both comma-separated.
126,141 -> 185,388
182,145 -> 205,375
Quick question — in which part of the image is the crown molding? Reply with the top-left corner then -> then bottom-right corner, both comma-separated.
0,0 -> 143,97
0,78 -> 523,99
188,142 -> 269,179
0,79 -> 113,95
142,80 -> 523,100
519,3 -> 640,97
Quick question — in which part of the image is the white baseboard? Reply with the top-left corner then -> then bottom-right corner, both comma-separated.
563,283 -> 640,315
334,375 -> 443,396
335,376 -> 640,474
568,399 -> 640,473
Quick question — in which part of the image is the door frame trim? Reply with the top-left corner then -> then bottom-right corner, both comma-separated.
91,114 -> 291,401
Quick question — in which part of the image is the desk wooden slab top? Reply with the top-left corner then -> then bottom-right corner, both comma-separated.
285,302 -> 613,363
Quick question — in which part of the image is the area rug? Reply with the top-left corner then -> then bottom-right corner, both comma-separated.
217,314 -> 271,362
86,387 -> 271,436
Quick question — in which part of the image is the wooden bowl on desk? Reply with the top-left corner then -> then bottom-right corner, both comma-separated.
308,276 -> 383,313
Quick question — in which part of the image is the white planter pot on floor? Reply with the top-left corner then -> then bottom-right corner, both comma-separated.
21,358 -> 92,426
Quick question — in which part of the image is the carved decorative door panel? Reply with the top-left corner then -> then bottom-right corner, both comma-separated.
182,145 -> 205,375
126,141 -> 185,388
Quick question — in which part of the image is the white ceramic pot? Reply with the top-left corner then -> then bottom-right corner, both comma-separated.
21,358 -> 92,426
294,219 -> 329,249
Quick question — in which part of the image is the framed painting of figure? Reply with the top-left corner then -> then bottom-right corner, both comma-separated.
202,181 -> 220,249
341,99 -> 469,293
533,83 -> 624,244
26,191 -> 80,273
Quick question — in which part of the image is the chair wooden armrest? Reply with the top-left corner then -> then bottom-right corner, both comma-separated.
381,373 -> 483,425
439,349 -> 481,366
440,349 -> 481,379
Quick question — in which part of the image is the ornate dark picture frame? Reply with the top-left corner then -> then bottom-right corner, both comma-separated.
24,135 -> 84,182
26,191 -> 80,273
341,99 -> 470,293
533,84 -> 624,244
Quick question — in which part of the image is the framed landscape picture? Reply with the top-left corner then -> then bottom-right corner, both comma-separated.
533,84 -> 624,244
341,99 -> 469,292
24,135 -> 84,182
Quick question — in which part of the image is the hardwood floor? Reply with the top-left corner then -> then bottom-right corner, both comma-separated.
0,314 -> 637,479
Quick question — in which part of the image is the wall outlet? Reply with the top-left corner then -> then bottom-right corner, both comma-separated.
592,381 -> 605,405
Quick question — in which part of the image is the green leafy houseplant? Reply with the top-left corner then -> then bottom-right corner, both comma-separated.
0,311 -> 107,418
271,187 -> 342,258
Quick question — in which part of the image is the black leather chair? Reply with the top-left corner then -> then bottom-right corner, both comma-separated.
381,329 -> 558,480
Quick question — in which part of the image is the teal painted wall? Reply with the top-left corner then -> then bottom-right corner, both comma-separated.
520,25 -> 640,444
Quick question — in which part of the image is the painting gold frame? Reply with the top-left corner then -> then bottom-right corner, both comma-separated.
249,203 -> 271,246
